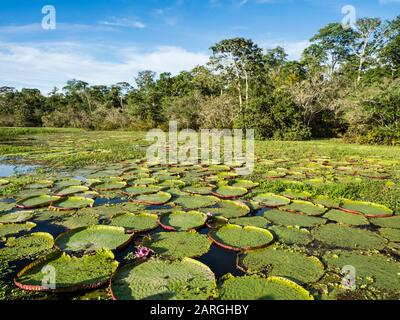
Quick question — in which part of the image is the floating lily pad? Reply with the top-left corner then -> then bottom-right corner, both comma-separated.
209,224 -> 274,251
268,225 -> 313,246
264,209 -> 327,227
159,211 -> 207,231
129,178 -> 158,186
219,275 -> 313,300
95,180 -> 127,191
144,231 -> 212,259
282,200 -> 327,217
280,190 -> 311,200
201,200 -> 250,219
51,197 -> 95,210
0,222 -> 36,237
24,180 -> 53,189
55,225 -> 132,253
53,209 -> 99,229
340,200 -> 393,218
0,232 -> 54,262
108,212 -> 158,233
323,209 -> 370,226
15,249 -> 118,293
123,186 -> 162,197
54,179 -> 82,188
323,251 -> 400,292
16,195 -> 60,209
0,210 -> 35,224
0,202 -> 15,213
111,258 -> 216,300
14,188 -> 52,199
0,179 -> 9,186
253,193 -> 290,208
231,180 -> 259,189
174,195 -> 220,210
183,186 -> 213,195
312,224 -> 387,250
229,216 -> 269,229
212,186 -> 248,199
160,180 -> 186,188
239,247 -> 324,284
378,228 -> 400,242
54,186 -> 90,197
370,216 -> 400,229
313,196 -> 341,208
134,192 -> 172,205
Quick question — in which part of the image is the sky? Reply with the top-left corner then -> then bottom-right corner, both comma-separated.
0,0 -> 399,93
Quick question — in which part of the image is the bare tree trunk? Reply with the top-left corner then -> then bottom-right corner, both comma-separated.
244,69 -> 249,107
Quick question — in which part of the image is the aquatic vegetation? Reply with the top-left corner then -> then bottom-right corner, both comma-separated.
50,197 -> 95,210
370,215 -> 400,229
323,209 -> 370,226
378,228 -> 400,242
219,275 -> 314,300
54,186 -> 89,197
108,212 -> 158,233
0,222 -> 36,237
212,186 -> 248,199
53,209 -> 100,229
229,216 -> 269,229
16,195 -> 60,209
0,210 -> 35,224
200,200 -> 250,219
110,258 -> 216,300
182,186 -> 213,195
134,191 -> 172,205
268,225 -> 313,246
253,193 -> 290,208
239,246 -> 324,284
144,231 -> 212,259
340,200 -> 393,218
0,202 -> 15,213
159,211 -> 207,231
173,195 -> 220,210
230,180 -> 259,189
264,209 -> 327,227
122,186 -> 163,197
281,200 -> 327,216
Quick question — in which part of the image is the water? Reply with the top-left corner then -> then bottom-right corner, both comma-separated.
0,162 -> 38,177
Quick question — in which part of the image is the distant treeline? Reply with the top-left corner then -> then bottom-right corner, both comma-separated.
1,16 -> 399,145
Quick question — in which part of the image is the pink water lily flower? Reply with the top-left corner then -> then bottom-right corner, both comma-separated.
135,246 -> 153,259
206,212 -> 214,218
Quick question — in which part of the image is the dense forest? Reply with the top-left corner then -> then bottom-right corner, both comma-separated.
1,16 -> 399,145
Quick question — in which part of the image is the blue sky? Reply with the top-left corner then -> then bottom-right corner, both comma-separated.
0,0 -> 399,93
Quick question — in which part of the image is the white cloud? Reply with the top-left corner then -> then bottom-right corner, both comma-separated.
99,18 -> 146,29
0,42 -> 209,93
260,39 -> 309,60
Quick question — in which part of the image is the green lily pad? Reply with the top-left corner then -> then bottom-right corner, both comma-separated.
253,193 -> 290,208
17,195 -> 61,209
370,216 -> 400,229
134,191 -> 172,205
24,180 -> 53,189
340,200 -> 393,218
159,211 -> 207,231
144,231 -> 212,259
280,190 -> 311,200
229,216 -> 269,229
15,249 -> 118,293
108,212 -> 158,233
183,186 -> 213,195
378,228 -> 400,242
219,275 -> 313,300
323,251 -> 400,292
174,195 -> 220,210
55,186 -> 90,197
0,232 -> 54,262
111,258 -> 216,300
55,225 -> 132,253
312,224 -> 387,250
53,209 -> 100,229
230,180 -> 259,189
54,179 -> 83,188
282,200 -> 327,217
129,178 -> 158,186
0,202 -> 15,213
95,180 -> 127,191
239,247 -> 324,284
51,197 -> 95,210
323,209 -> 370,226
0,179 -> 9,186
123,186 -> 162,197
160,180 -> 186,188
212,186 -> 248,199
209,224 -> 274,251
201,200 -> 250,219
0,222 -> 36,237
313,196 -> 341,208
14,188 -> 52,199
268,225 -> 313,246
264,209 -> 327,227
0,210 -> 35,224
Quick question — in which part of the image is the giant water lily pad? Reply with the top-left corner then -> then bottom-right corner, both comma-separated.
370,216 -> 400,229
24,181 -> 53,189
123,186 -> 163,197
312,224 -> 387,250
54,179 -> 82,188
280,190 -> 311,200
282,200 -> 327,216
183,186 -> 213,195
15,249 -> 118,292
264,209 -> 327,227
209,224 -> 274,251
229,216 -> 269,229
378,228 -> 400,242
253,193 -> 290,208
95,180 -> 127,191
0,222 -> 36,237
160,180 -> 186,188
219,276 -> 313,300
323,251 -> 400,293
14,188 -> 51,199
144,231 -> 212,259
55,225 -> 132,253
159,211 -> 207,231
212,186 -> 248,199
231,180 -> 259,189
239,247 -> 324,284
340,200 -> 393,218
134,192 -> 172,205
174,195 -> 220,210
0,179 -> 9,186
53,209 -> 99,229
111,258 -> 216,300
0,202 -> 15,213
108,212 -> 158,233
268,226 -> 313,246
54,186 -> 89,197
313,196 -> 341,208
323,209 -> 370,226
0,210 -> 35,224
129,178 -> 158,186
16,195 -> 60,209
51,197 -> 95,210
0,233 -> 54,262
201,200 -> 250,219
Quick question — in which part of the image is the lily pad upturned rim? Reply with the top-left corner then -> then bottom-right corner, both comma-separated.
211,186 -> 248,199
14,249 -> 118,293
54,186 -> 90,197
16,195 -> 61,209
253,193 -> 291,208
158,210 -> 208,231
49,197 -> 95,211
339,200 -> 393,218
133,191 -> 172,205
